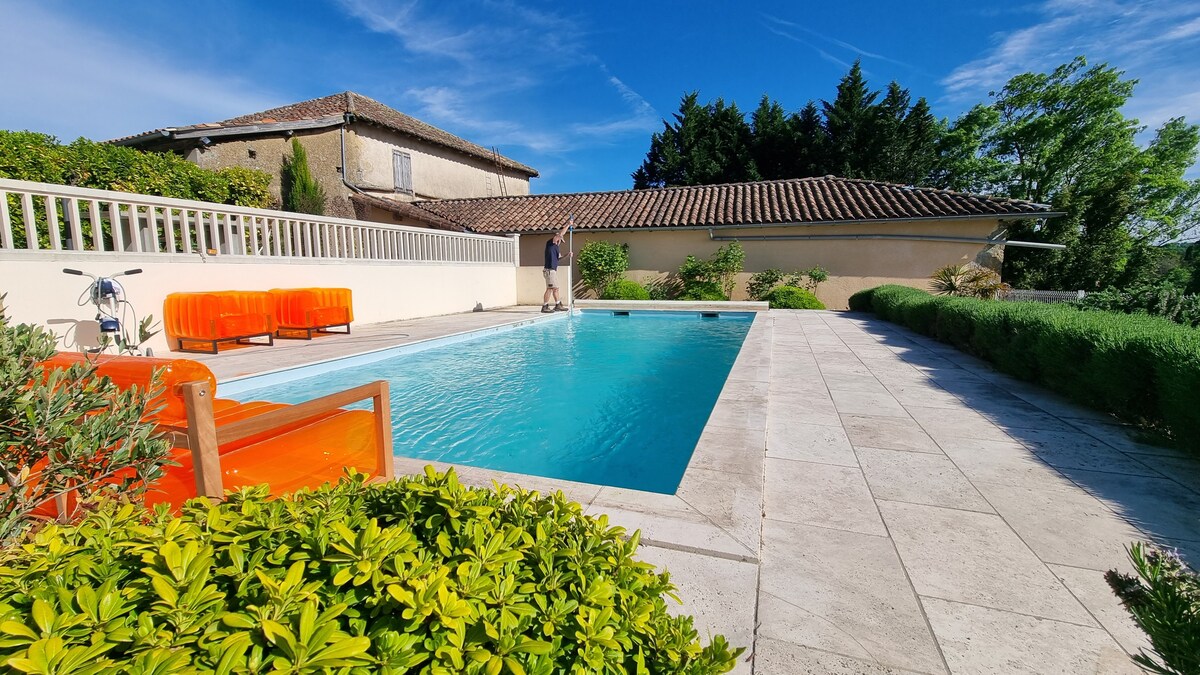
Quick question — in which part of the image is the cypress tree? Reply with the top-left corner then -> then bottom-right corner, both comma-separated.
281,138 -> 326,215
822,60 -> 879,178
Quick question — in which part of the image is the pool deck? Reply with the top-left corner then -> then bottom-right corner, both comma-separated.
196,306 -> 1200,674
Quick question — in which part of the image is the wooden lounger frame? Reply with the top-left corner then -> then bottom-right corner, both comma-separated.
162,380 -> 394,500
176,332 -> 275,355
275,323 -> 352,340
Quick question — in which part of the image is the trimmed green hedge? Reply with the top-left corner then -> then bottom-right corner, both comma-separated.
0,470 -> 743,673
852,285 -> 1200,447
765,286 -> 825,310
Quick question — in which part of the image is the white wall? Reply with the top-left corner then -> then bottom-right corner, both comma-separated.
1,254 -> 517,355
516,265 -> 573,305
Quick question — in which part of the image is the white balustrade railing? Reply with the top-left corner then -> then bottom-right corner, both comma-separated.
0,178 -> 517,265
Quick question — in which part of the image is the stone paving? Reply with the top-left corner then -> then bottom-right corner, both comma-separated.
746,310 -> 1199,674
202,306 -> 1200,673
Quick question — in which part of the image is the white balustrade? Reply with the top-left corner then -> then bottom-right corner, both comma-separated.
0,178 -> 517,265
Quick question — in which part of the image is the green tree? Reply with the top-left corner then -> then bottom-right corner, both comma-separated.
789,101 -> 829,177
969,57 -> 1200,289
751,96 -> 794,180
634,93 -> 760,188
822,60 -> 879,179
281,137 -> 326,215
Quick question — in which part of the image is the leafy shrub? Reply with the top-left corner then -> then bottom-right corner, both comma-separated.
0,469 -> 745,673
746,269 -> 784,301
765,286 -> 825,309
749,267 -> 830,300
1106,543 -> 1200,674
601,279 -> 651,300
577,241 -> 630,295
0,309 -> 172,544
281,139 -> 326,215
645,275 -> 683,301
929,264 -> 1008,299
1075,282 -> 1200,328
678,243 -> 744,300
857,285 -> 1200,448
0,130 -> 272,248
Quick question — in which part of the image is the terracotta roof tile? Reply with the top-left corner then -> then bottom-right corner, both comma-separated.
413,176 -> 1054,234
348,192 -> 464,232
111,92 -> 537,177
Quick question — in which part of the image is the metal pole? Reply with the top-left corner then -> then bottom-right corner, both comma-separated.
567,220 -> 574,312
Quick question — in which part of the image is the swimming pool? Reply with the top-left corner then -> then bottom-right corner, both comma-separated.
232,310 -> 754,493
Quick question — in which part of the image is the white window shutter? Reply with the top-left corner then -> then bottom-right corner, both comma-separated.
393,151 -> 413,194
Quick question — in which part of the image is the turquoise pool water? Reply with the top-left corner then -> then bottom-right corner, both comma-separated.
233,310 -> 753,493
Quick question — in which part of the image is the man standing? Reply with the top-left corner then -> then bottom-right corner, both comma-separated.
543,216 -> 574,313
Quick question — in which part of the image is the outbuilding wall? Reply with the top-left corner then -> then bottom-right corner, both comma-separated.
517,219 -> 1006,308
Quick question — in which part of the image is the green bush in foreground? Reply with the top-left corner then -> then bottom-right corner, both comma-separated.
601,279 -> 651,301
1106,543 -> 1200,674
764,286 -> 825,310
0,469 -> 743,674
855,285 -> 1200,448
578,241 -> 631,296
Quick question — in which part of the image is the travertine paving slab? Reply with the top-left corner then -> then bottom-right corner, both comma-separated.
857,447 -> 993,512
1049,564 -> 1151,657
842,415 -> 943,454
922,597 -> 1138,674
1014,429 -> 1160,477
937,437 -> 1078,491
636,545 -> 758,674
767,419 -> 857,466
754,638 -> 936,675
1067,470 -> 1200,542
685,424 -> 765,477
758,520 -> 947,674
765,458 -> 886,536
973,482 -> 1145,571
830,389 -> 910,418
906,405 -> 1014,443
878,500 -> 1095,625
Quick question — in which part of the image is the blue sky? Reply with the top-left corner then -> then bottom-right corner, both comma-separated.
2,0 -> 1198,194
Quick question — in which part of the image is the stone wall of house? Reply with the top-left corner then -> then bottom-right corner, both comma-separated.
189,130 -> 355,218
516,218 -> 1008,309
347,124 -> 531,201
188,124 -> 533,222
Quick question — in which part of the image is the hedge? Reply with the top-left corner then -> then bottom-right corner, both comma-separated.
0,469 -> 743,673
850,285 -> 1200,448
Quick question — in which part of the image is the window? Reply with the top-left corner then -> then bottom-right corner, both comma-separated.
393,150 -> 413,194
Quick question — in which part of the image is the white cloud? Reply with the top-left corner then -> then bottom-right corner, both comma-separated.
340,0 -> 659,156
0,4 -> 279,141
941,0 -> 1200,133
760,13 -> 918,72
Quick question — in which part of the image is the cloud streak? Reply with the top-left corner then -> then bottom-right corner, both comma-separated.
760,13 -> 917,71
942,0 -> 1200,132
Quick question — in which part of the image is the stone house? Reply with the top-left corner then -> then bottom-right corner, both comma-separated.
111,91 -> 538,228
413,176 -> 1062,308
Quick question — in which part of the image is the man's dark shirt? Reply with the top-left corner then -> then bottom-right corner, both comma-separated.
544,239 -> 560,270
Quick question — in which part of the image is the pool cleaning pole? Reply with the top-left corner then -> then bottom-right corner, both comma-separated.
568,215 -> 574,313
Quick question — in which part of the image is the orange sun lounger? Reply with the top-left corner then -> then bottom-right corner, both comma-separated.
164,291 -> 278,354
270,288 -> 354,339
30,354 -> 393,516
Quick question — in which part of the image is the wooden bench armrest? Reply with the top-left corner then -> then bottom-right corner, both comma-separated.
176,380 -> 394,500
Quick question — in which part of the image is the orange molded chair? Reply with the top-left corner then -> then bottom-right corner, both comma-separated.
28,354 -> 393,516
163,291 -> 277,354
270,288 -> 354,339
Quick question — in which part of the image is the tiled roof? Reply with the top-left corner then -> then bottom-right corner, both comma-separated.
111,92 -> 538,177
413,176 -> 1054,233
348,192 -> 464,232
